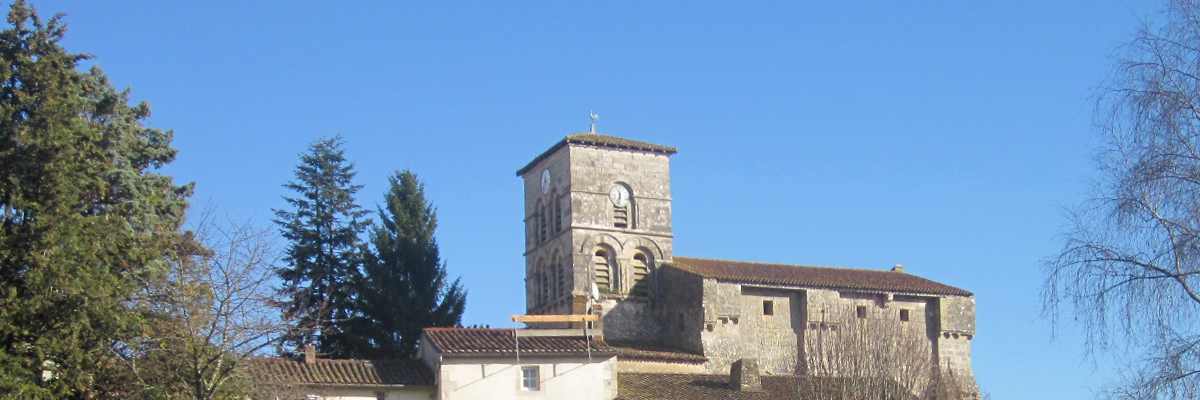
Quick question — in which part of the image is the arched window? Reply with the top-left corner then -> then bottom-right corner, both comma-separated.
630,252 -> 651,296
594,248 -> 614,292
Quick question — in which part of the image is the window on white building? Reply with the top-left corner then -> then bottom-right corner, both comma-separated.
521,366 -> 540,391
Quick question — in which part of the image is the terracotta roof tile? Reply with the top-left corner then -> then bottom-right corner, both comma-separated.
619,373 -> 850,400
619,373 -> 786,399
608,342 -> 707,363
517,133 -> 677,176
424,328 -> 616,356
670,256 -> 972,297
248,357 -> 433,386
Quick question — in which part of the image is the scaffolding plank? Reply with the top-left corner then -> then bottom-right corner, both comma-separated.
511,314 -> 599,322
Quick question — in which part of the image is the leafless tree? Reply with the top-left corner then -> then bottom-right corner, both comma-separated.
1045,1 -> 1200,398
110,212 -> 287,400
799,306 -> 970,400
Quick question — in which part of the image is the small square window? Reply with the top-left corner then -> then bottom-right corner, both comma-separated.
856,306 -> 867,319
763,300 -> 774,315
521,366 -> 540,391
900,309 -> 910,322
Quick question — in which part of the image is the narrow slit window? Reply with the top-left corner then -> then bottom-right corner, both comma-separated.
557,260 -> 569,299
553,194 -> 563,232
537,202 -> 547,243
856,306 -> 867,319
900,309 -> 910,322
763,300 -> 774,315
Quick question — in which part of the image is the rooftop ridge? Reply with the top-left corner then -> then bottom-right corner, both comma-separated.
669,256 -> 971,297
422,327 -> 617,356
516,133 -> 677,176
672,256 -> 863,272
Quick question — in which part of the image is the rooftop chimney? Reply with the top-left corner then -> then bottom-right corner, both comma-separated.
730,359 -> 763,392
304,344 -> 316,364
892,264 -> 904,273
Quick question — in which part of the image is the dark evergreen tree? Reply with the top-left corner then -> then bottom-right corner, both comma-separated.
273,136 -> 369,359
0,1 -> 193,398
351,170 -> 465,359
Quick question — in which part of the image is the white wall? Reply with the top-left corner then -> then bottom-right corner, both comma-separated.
435,355 -> 617,400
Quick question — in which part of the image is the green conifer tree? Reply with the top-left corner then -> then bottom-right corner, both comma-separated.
273,136 -> 368,359
352,170 -> 465,359
0,2 -> 192,397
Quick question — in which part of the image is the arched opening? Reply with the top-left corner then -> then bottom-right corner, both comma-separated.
630,252 -> 651,297
594,248 -> 615,293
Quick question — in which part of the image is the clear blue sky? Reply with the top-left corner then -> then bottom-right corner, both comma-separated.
33,0 -> 1162,398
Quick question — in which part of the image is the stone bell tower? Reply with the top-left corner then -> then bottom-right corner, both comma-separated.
516,132 -> 676,342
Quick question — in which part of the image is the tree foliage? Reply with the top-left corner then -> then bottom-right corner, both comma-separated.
1046,1 -> 1200,398
0,1 -> 192,398
273,136 -> 368,359
350,170 -> 465,359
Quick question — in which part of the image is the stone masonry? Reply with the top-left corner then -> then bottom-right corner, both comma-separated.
517,133 -> 977,394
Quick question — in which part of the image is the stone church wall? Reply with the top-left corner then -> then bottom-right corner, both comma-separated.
598,297 -> 659,343
736,286 -> 804,375
933,296 -> 976,388
566,146 -> 673,236
696,281 -> 804,375
655,266 -> 704,354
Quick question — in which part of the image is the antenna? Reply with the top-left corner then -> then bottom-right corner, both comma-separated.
589,111 -> 599,133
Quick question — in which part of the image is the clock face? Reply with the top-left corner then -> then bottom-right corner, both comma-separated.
609,185 -> 630,207
540,169 -> 551,194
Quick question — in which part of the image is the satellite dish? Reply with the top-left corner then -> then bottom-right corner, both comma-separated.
590,282 -> 600,302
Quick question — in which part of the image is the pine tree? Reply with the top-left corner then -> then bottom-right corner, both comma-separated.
0,1 -> 193,397
352,170 -> 465,359
273,136 -> 368,359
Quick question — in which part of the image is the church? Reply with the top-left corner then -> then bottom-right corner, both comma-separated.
516,132 -> 976,395
256,131 -> 978,400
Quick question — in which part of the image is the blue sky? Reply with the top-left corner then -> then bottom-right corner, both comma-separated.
33,0 -> 1163,398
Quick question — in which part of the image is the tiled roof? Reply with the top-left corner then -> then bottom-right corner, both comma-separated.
423,328 -> 616,356
248,357 -> 433,386
670,256 -> 972,297
619,373 -> 849,400
516,133 -> 677,176
608,342 -> 707,363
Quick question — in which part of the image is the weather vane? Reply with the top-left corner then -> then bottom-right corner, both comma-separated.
589,111 -> 599,133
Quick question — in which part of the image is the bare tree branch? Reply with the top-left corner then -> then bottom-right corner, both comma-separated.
1046,1 -> 1200,398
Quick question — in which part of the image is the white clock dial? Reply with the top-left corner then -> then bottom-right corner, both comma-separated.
540,169 -> 551,194
609,185 -> 630,207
